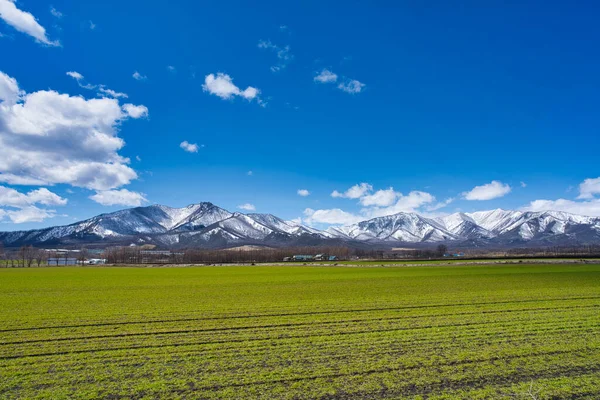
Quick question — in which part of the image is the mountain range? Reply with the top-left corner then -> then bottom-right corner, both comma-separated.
1,202 -> 599,249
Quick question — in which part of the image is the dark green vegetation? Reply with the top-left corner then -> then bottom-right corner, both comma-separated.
1,264 -> 599,399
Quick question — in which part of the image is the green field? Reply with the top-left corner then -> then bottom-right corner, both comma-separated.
1,264 -> 599,399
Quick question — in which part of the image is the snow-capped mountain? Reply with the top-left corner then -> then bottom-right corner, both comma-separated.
0,203 -> 333,248
324,209 -> 600,246
1,203 -> 599,248
326,213 -> 460,243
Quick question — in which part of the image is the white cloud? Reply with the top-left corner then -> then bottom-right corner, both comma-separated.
426,197 -> 454,212
135,156 -> 141,162
180,141 -> 199,153
66,71 -> 84,81
99,86 -> 128,99
308,183 -> 441,226
338,79 -> 365,94
90,189 -> 147,206
202,73 -> 260,101
360,187 -> 397,207
132,71 -> 147,81
463,181 -> 511,201
0,70 -> 147,191
297,189 -> 310,197
303,208 -> 363,225
0,185 -> 67,207
364,191 -> 436,218
167,65 -> 176,73
66,71 -> 96,90
88,20 -> 96,30
0,185 -> 67,223
289,217 -> 302,225
67,71 -> 129,99
520,181 -> 527,188
0,0 -> 60,46
521,198 -> 600,217
331,183 -> 372,199
257,40 -> 293,72
314,69 -> 338,83
519,176 -> 600,217
0,71 -> 23,104
122,103 -> 148,119
577,177 -> 600,199
238,203 -> 256,211
50,6 -> 62,18
2,206 -> 56,223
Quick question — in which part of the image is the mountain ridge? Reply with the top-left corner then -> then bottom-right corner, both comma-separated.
1,203 -> 599,249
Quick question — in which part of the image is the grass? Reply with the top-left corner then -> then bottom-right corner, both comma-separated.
1,264 -> 599,399
318,258 -> 600,266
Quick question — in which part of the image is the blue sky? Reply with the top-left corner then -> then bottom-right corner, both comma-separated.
1,0 -> 600,231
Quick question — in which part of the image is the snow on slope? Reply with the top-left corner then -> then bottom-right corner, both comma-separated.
465,209 -> 525,233
169,204 -> 233,231
1,203 -> 600,247
327,213 -> 459,243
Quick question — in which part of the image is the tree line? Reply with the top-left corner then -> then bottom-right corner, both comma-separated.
0,245 -> 91,267
3,243 -> 600,267
105,246 -> 355,264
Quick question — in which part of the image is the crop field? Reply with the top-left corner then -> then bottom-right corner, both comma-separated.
1,264 -> 600,399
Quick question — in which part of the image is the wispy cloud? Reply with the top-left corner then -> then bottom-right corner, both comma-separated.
132,71 -> 147,81
258,40 -> 293,72
50,6 -> 63,18
180,141 -> 200,153
66,71 -> 129,99
338,79 -> 365,94
297,189 -> 310,197
99,86 -> 128,99
238,203 -> 256,211
314,69 -> 338,83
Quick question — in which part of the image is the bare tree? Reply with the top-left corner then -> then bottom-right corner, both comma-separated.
35,248 -> 47,267
19,246 -> 36,268
436,244 -> 448,257
79,247 -> 89,265
19,246 -> 26,267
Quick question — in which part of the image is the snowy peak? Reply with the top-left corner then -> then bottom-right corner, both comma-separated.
329,212 -> 459,243
464,209 -> 524,233
169,203 -> 233,232
326,209 -> 600,245
1,204 -> 599,248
